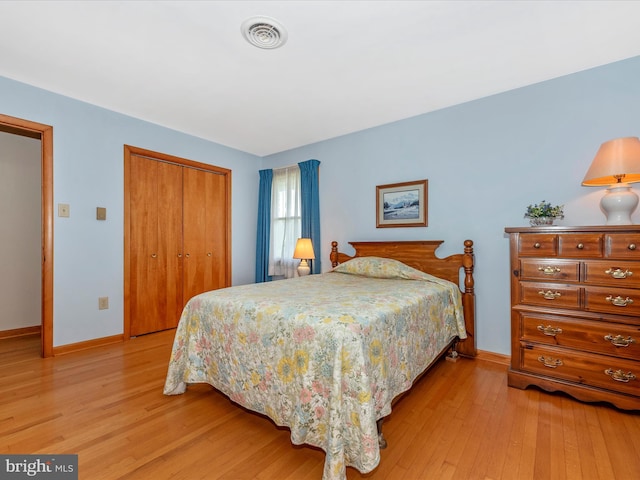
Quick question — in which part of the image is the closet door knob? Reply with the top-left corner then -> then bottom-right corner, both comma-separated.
151,253 -> 157,258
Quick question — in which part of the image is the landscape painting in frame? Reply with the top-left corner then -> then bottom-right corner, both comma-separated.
376,179 -> 428,228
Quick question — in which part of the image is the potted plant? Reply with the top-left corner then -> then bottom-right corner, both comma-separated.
524,200 -> 564,226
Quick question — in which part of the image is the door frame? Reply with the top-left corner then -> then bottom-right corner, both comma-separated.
123,145 -> 232,339
0,113 -> 54,357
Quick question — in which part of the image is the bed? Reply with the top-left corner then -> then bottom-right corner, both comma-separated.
163,239 -> 476,480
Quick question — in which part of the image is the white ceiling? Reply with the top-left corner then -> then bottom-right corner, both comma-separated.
1,1 -> 640,157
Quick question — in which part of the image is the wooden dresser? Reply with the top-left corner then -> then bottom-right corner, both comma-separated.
505,226 -> 640,410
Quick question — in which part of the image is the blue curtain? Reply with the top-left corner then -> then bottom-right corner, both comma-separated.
255,169 -> 273,282
298,159 -> 321,274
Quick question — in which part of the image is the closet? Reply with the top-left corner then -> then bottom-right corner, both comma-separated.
124,146 -> 231,337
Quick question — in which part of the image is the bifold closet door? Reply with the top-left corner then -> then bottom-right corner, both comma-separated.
129,156 -> 183,336
182,167 -> 227,304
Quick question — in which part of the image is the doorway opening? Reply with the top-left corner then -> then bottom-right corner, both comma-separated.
0,114 -> 54,357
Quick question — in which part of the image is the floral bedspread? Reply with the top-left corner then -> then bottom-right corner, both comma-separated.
163,260 -> 466,480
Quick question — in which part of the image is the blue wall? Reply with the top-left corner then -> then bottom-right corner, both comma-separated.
0,76 -> 261,347
263,55 -> 640,355
3,55 -> 639,354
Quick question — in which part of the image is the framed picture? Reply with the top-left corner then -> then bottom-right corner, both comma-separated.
376,179 -> 428,228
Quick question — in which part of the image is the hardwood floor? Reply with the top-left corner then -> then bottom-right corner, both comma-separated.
1,331 -> 639,480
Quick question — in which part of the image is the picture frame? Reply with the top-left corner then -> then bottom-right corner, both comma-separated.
376,179 -> 428,228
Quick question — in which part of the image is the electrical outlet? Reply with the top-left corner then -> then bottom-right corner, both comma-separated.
98,297 -> 109,310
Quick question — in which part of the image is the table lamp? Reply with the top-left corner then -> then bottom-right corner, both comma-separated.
582,137 -> 640,225
293,238 -> 315,276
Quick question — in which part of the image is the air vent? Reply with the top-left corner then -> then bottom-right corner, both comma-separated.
241,16 -> 288,49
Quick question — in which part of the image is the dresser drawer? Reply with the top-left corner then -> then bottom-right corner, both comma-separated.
558,234 -> 603,258
605,234 -> 640,259
583,260 -> 640,288
521,344 -> 640,397
518,234 -> 557,256
520,282 -> 581,310
519,259 -> 579,282
520,312 -> 640,360
584,286 -> 640,316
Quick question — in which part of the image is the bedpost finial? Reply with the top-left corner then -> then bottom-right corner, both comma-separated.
330,241 -> 339,267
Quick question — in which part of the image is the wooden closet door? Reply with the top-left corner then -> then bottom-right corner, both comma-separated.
182,168 -> 228,304
207,170 -> 228,292
156,161 -> 184,330
129,156 -> 182,336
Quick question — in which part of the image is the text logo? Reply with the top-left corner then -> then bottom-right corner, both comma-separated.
1,455 -> 77,479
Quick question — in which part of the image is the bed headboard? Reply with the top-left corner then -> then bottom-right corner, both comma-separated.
330,240 -> 476,357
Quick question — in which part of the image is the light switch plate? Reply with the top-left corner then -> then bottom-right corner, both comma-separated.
58,203 -> 70,217
98,297 -> 109,310
96,207 -> 107,220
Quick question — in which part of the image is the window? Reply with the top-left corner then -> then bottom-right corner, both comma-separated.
268,165 -> 301,278
256,159 -> 320,283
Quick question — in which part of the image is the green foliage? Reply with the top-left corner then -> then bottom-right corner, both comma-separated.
524,200 -> 564,219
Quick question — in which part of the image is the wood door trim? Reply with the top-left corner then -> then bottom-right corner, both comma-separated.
123,145 -> 232,339
0,113 -> 54,357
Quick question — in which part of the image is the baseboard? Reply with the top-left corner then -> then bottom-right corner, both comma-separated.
0,325 -> 41,339
476,349 -> 510,366
52,334 -> 124,356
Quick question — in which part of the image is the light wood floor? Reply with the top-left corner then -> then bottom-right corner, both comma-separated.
1,330 -> 639,480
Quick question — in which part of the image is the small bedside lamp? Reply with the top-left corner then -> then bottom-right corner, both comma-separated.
293,238 -> 315,276
582,137 -> 640,225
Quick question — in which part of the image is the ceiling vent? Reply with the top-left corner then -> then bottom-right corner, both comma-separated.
241,16 -> 288,49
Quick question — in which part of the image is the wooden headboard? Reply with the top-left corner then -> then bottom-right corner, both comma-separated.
330,240 -> 476,357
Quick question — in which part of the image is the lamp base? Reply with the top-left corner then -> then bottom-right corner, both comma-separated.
600,184 -> 639,225
297,259 -> 311,276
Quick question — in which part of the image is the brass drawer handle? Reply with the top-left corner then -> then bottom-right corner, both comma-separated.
538,356 -> 563,368
604,368 -> 637,383
604,334 -> 636,347
605,295 -> 634,307
151,253 -> 157,258
629,244 -> 637,251
538,290 -> 561,300
537,325 -> 563,337
538,265 -> 561,275
605,267 -> 633,279
576,243 -> 584,249
533,242 -> 541,249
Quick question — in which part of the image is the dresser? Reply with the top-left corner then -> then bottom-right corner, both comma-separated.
505,226 -> 640,410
